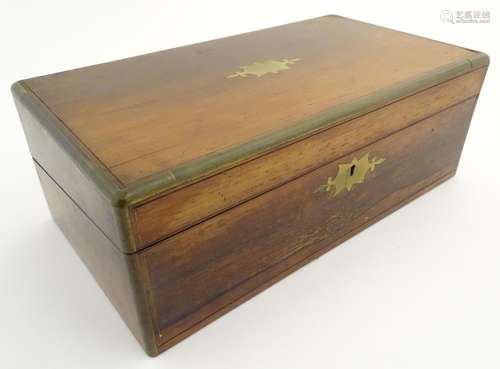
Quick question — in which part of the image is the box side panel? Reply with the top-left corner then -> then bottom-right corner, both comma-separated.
142,97 -> 477,352
132,67 -> 487,248
12,83 -> 134,253
35,164 -> 157,356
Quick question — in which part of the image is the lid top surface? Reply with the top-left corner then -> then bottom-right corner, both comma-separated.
25,15 -> 476,187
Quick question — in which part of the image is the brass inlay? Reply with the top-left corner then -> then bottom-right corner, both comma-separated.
316,153 -> 385,198
227,58 -> 301,78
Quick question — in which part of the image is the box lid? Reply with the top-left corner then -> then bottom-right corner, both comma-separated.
14,15 -> 488,207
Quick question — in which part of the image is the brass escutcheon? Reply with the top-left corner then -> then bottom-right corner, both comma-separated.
316,153 -> 385,198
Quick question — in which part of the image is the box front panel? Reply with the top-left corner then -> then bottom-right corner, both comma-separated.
140,97 -> 477,350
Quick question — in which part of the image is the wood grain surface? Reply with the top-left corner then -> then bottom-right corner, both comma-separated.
140,97 -> 477,349
23,16 -> 478,185
132,68 -> 486,248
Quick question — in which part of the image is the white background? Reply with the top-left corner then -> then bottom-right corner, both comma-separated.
0,1 -> 498,368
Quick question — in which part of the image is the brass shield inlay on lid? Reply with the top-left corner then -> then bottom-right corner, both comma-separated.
226,58 -> 301,78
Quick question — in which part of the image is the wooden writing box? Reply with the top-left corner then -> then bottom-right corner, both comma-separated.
12,15 -> 488,356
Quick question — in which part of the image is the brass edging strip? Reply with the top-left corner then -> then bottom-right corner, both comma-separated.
11,81 -> 137,253
12,82 -> 124,199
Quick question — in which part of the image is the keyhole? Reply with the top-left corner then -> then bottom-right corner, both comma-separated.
350,164 -> 356,176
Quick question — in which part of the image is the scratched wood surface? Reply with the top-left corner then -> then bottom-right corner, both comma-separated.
139,98 -> 477,350
23,15 -> 478,185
